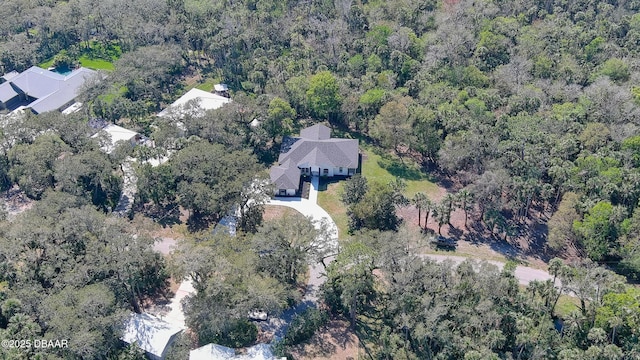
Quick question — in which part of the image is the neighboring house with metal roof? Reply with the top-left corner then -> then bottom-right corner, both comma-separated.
269,124 -> 359,196
91,124 -> 148,154
0,66 -> 95,114
121,313 -> 183,360
157,88 -> 230,118
189,343 -> 281,360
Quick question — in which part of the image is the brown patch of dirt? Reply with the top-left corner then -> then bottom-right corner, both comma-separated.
142,276 -> 180,312
183,73 -> 202,88
263,205 -> 298,221
2,185 -> 34,217
398,189 -> 556,270
288,319 -> 360,360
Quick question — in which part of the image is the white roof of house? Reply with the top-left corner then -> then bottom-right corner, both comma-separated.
189,344 -> 236,360
158,88 -> 230,118
91,124 -> 139,153
121,313 -> 183,359
189,343 -> 279,360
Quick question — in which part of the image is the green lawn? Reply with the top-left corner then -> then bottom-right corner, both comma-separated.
361,145 -> 438,197
317,179 -> 349,239
317,146 -> 439,239
79,56 -> 115,70
39,56 -> 114,71
39,40 -> 120,72
195,79 -> 216,92
554,295 -> 581,318
39,58 -> 55,69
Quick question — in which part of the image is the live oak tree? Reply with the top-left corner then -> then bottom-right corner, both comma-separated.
323,237 -> 376,329
0,191 -> 167,359
265,97 -> 295,141
306,71 -> 342,125
171,232 -> 288,347
8,134 -> 71,199
346,180 -> 403,233
370,96 -> 414,154
339,174 -> 368,206
168,140 -> 263,226
252,213 -> 333,286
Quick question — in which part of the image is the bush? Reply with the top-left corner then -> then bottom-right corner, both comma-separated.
283,307 -> 328,345
216,319 -> 258,348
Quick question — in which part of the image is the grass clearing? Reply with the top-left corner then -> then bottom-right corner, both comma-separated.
361,145 -> 438,197
79,56 -> 115,70
555,295 -> 581,318
317,179 -> 349,239
39,40 -> 120,72
317,146 -> 439,240
195,79 -> 217,92
39,58 -> 54,69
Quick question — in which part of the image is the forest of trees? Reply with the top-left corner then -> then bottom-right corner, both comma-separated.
2,0 -> 640,358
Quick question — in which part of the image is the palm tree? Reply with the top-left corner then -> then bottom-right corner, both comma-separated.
433,204 -> 448,235
423,197 -> 434,230
412,192 -> 427,227
442,193 -> 457,226
609,316 -> 623,345
456,189 -> 474,228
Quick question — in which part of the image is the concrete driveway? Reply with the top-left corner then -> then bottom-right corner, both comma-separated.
267,197 -> 339,301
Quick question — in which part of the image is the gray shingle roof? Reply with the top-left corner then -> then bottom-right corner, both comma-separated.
270,125 -> 359,191
269,160 -> 301,190
300,123 -> 331,140
279,138 -> 359,168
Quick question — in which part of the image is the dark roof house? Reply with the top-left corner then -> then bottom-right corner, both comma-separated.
270,124 -> 359,195
0,66 -> 96,114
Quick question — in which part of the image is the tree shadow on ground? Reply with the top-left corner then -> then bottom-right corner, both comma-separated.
318,177 -> 342,192
377,153 -> 436,182
460,213 -> 553,265
293,335 -> 337,358
138,203 -> 182,227
187,214 -> 215,233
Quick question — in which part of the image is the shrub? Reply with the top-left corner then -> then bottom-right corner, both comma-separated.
215,319 -> 257,348
283,307 -> 328,345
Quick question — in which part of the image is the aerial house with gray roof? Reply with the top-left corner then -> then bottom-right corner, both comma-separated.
270,124 -> 359,196
0,66 -> 95,114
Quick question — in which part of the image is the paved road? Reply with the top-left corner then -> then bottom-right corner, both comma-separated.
113,158 -> 137,216
422,254 -> 557,287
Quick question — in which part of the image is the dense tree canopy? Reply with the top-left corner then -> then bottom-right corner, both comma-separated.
4,0 -> 640,356
0,191 -> 167,359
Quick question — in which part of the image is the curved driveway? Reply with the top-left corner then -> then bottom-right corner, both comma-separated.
267,197 -> 339,301
263,178 -> 563,339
